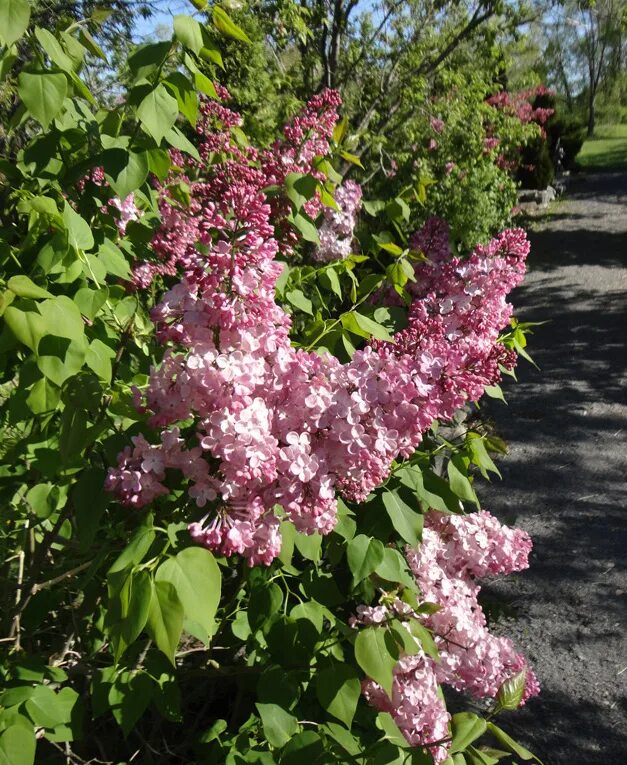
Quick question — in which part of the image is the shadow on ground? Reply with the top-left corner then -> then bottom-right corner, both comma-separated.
478,172 -> 627,764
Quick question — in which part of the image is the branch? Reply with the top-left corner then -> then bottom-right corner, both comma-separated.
339,0 -> 406,89
350,2 -> 496,146
372,4 -> 496,138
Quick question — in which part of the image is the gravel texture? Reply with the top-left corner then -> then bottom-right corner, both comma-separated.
480,172 -> 627,765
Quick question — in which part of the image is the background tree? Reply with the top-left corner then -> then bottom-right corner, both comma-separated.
537,0 -> 625,133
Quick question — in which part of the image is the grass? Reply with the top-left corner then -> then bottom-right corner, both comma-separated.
576,123 -> 627,171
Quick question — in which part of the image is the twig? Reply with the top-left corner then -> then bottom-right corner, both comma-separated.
13,548 -> 25,650
31,560 -> 94,595
9,559 -> 94,641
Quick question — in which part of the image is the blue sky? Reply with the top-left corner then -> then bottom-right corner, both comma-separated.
133,2 -> 202,41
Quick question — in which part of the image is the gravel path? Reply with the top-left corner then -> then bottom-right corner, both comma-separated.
481,172 -> 627,765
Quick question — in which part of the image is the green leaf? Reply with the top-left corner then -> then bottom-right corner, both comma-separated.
128,41 -> 171,81
319,268 -> 342,299
465,746 -> 501,765
37,336 -> 86,386
484,384 -> 506,402
319,185 -> 338,210
109,525 -> 156,574
146,147 -> 171,180
85,339 -> 115,382
7,276 -> 53,299
375,548 -> 416,588
199,37 -> 224,66
109,570 -> 153,660
3,306 -> 46,352
0,724 -> 36,765
376,712 -> 410,748
284,172 -> 318,211
354,627 -> 397,698
17,71 -> 67,128
212,6 -> 252,43
193,70 -> 218,99
485,723 -> 542,763
398,465 -> 462,514
386,197 -> 411,223
68,69 -> 94,104
0,0 -> 31,47
447,455 -> 479,506
275,261 -> 289,296
294,530 -> 322,561
173,15 -> 204,54
26,377 -> 60,414
407,620 -> 439,661
285,289 -> 313,315
378,241 -> 404,256
137,84 -> 179,144
334,498 -> 356,540
248,582 -> 282,632
291,601 -> 324,633
0,49 -> 18,82
63,202 -> 94,251
73,467 -> 109,548
495,670 -> 526,711
0,687 -> 36,707
155,547 -> 221,641
108,670 -> 154,737
25,483 -> 58,519
382,489 -> 422,545
74,287 -> 108,320
25,685 -> 76,728
340,150 -> 364,168
362,199 -> 386,216
164,126 -> 200,160
98,239 -> 131,280
322,722 -> 361,756
103,149 -> 149,200
387,261 -> 409,288
333,116 -> 348,144
388,622 -> 421,657
34,28 -> 73,71
146,581 -> 184,665
467,434 -> 501,479
164,72 -> 197,127
340,310 -> 370,340
347,534 -> 384,586
282,732 -> 325,765
255,703 -> 298,748
353,311 -> 394,342
77,28 -> 106,61
38,297 -> 85,342
316,662 -> 360,727
290,211 -> 319,244
450,713 -> 487,753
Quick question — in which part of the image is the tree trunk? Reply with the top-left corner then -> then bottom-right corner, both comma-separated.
587,89 -> 596,137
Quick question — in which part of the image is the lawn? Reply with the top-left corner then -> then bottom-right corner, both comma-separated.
576,124 -> 627,171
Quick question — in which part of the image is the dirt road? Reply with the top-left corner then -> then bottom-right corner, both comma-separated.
481,172 -> 627,764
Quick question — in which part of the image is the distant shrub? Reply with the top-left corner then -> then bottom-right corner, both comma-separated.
549,117 -> 586,169
517,137 -> 555,189
532,93 -> 586,170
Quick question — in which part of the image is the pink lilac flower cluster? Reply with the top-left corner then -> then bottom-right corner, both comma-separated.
313,180 -> 362,262
357,510 -> 539,762
486,86 -> 554,128
106,91 -> 529,566
133,87 -> 342,288
430,117 -> 445,134
483,136 -> 501,153
77,166 -> 141,236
